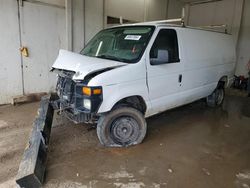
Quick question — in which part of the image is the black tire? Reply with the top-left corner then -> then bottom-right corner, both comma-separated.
97,107 -> 147,147
206,87 -> 225,107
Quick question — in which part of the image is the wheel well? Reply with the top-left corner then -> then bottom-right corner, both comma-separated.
112,96 -> 147,114
218,76 -> 228,88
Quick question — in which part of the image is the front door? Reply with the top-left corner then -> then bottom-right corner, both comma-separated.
19,0 -> 66,94
146,28 -> 183,115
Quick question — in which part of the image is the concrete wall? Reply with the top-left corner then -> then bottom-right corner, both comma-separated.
105,0 -> 145,22
146,0 -> 168,21
71,0 -> 104,51
72,0 -> 85,52
0,0 -> 104,104
235,0 -> 250,76
85,0 -> 104,44
186,0 -> 246,77
0,0 -> 23,104
105,0 -> 184,23
167,0 -> 185,19
186,0 -> 243,44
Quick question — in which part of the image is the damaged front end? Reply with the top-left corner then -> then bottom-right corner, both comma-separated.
50,50 -> 126,123
53,70 -> 103,124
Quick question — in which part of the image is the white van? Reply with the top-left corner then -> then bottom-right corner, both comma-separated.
52,22 -> 236,147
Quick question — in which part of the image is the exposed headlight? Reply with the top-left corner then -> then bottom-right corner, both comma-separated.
83,99 -> 91,110
62,95 -> 69,100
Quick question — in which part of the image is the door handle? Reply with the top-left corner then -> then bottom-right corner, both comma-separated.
179,74 -> 182,83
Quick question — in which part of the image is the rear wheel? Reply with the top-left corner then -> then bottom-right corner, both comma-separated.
97,107 -> 147,147
206,87 -> 225,107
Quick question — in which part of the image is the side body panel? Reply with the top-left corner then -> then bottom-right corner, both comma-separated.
179,28 -> 236,105
75,26 -> 236,118
145,27 -> 184,116
88,61 -> 152,116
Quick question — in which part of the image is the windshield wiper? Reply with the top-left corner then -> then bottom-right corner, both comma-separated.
96,54 -> 128,63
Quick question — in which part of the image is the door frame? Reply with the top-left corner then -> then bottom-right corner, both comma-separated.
145,26 -> 184,116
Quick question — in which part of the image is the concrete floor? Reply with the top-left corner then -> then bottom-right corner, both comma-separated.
0,91 -> 250,188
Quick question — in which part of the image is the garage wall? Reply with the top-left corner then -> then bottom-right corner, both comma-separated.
186,0 -> 243,43
146,0 -> 168,21
0,0 -> 23,104
72,0 -> 85,52
167,0 -> 185,19
105,0 -> 145,22
71,0 -> 104,51
85,0 -> 104,44
185,0 -> 246,77
105,0 -> 184,24
0,0 -> 105,104
235,0 -> 250,76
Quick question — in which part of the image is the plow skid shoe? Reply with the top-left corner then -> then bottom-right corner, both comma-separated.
16,94 -> 56,188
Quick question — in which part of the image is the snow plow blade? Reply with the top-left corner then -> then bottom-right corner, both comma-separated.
16,94 -> 56,188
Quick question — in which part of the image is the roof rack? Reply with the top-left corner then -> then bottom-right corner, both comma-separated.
148,7 -> 228,34
194,24 -> 228,33
116,7 -> 228,34
151,7 -> 185,26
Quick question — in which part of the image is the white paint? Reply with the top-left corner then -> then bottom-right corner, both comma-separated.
0,0 -> 23,104
52,49 -> 126,80
53,23 -> 236,118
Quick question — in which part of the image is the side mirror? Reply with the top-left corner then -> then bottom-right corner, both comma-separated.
150,49 -> 169,65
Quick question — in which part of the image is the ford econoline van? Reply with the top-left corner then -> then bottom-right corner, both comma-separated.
52,22 -> 236,147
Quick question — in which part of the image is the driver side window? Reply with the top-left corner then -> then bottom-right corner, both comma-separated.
150,29 -> 180,65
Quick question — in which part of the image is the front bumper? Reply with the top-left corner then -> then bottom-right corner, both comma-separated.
55,74 -> 102,123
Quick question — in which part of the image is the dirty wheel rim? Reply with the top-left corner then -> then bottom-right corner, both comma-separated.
110,116 -> 140,146
215,89 -> 224,105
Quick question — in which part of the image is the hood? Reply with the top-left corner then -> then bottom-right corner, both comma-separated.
52,49 -> 126,80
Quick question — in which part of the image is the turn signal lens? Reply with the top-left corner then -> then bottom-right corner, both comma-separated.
82,87 -> 91,96
82,87 -> 102,96
93,88 -> 102,95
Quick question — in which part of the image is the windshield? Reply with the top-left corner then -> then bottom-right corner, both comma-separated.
81,26 -> 155,63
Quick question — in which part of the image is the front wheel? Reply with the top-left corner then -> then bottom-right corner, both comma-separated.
97,107 -> 147,147
206,87 -> 225,107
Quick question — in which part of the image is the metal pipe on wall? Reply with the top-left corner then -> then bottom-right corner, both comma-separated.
66,0 -> 73,51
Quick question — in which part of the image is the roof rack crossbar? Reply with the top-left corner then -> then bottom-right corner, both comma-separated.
146,18 -> 185,26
